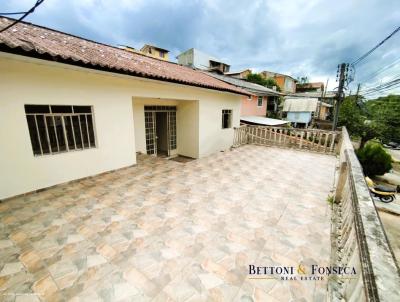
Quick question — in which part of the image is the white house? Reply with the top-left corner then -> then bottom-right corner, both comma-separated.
283,97 -> 332,128
0,17 -> 248,200
177,48 -> 230,73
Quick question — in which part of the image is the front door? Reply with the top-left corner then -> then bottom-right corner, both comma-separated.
144,106 -> 177,157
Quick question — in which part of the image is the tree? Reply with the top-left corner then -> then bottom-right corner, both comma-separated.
297,76 -> 309,84
246,73 -> 281,92
339,93 -> 400,148
356,141 -> 392,176
338,95 -> 380,148
365,95 -> 400,143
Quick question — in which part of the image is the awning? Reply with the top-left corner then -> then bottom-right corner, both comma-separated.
240,116 -> 289,126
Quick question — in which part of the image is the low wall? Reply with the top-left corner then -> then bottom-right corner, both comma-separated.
330,127 -> 400,301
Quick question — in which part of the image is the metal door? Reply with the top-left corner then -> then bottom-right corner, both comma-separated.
167,111 -> 177,156
144,111 -> 156,155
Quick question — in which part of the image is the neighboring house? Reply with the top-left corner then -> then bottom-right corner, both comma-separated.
177,48 -> 230,73
224,69 -> 252,79
140,44 -> 169,61
206,72 -> 288,126
283,98 -> 332,128
296,82 -> 324,93
261,71 -> 297,93
0,17 -> 248,199
285,91 -> 336,129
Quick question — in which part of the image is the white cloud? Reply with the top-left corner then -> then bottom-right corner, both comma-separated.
1,0 -> 399,97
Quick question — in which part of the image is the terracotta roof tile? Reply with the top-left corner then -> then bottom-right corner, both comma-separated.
0,17 -> 249,96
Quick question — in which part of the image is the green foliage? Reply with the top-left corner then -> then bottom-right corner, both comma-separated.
246,73 -> 281,92
356,141 -> 392,176
338,96 -> 383,148
338,96 -> 365,136
326,195 -> 335,205
297,76 -> 309,84
365,95 -> 400,143
339,94 -> 400,147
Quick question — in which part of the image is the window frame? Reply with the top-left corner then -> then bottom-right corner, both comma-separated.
257,96 -> 263,107
222,109 -> 232,129
24,104 -> 97,157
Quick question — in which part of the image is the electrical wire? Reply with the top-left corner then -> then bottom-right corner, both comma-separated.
361,80 -> 400,95
357,57 -> 400,83
361,73 -> 400,90
0,0 -> 45,34
360,80 -> 400,97
351,25 -> 400,66
0,11 -> 27,16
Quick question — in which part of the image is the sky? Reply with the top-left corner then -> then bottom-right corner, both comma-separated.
1,0 -> 399,96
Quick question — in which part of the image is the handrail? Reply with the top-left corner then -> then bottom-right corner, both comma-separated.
330,127 -> 400,301
233,125 -> 340,154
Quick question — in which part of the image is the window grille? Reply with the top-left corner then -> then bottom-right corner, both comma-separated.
24,105 -> 96,156
144,111 -> 156,155
168,111 -> 177,150
222,109 -> 232,129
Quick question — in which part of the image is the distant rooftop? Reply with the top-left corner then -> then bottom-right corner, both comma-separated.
261,70 -> 297,81
205,72 -> 282,96
140,44 -> 169,53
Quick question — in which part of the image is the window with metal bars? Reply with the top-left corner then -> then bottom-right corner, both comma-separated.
222,109 -> 232,129
24,105 -> 96,156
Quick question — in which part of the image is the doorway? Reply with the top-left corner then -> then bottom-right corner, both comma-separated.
144,106 -> 177,157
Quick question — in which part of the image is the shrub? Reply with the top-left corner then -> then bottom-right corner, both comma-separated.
356,141 -> 392,176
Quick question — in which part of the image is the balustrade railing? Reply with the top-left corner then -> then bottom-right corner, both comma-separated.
330,127 -> 400,301
233,125 -> 340,154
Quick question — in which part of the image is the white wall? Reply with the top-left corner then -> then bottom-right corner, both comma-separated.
0,53 -> 242,199
198,97 -> 241,157
0,57 -> 136,199
177,100 -> 199,158
132,98 -> 199,159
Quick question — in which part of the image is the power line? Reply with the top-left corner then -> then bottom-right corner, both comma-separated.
0,0 -> 45,34
360,79 -> 400,97
360,78 -> 400,94
357,57 -> 400,83
361,73 -> 400,90
0,12 -> 27,16
351,25 -> 400,66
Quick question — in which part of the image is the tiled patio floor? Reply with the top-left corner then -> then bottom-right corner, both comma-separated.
0,145 -> 337,302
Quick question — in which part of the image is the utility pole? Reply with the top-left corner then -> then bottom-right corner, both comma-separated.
332,63 -> 348,130
355,83 -> 361,101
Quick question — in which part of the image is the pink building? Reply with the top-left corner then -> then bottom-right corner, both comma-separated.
205,71 -> 287,126
241,95 -> 268,116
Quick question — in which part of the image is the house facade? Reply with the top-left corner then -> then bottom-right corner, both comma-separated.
140,44 -> 169,61
224,69 -> 252,79
261,71 -> 297,93
283,97 -> 332,127
206,72 -> 287,126
177,48 -> 230,73
0,18 -> 246,199
296,82 -> 324,93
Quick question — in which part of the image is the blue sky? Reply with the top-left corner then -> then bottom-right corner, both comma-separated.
1,0 -> 399,95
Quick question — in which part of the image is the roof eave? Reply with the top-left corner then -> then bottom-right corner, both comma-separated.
0,44 -> 249,97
